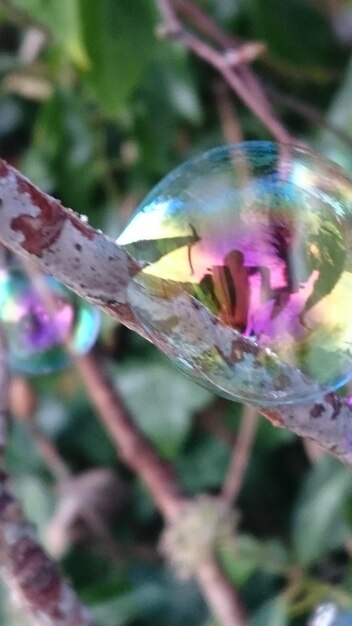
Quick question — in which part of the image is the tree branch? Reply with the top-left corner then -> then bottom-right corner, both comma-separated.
157,0 -> 292,143
267,85 -> 352,151
214,80 -> 244,145
77,352 -> 186,521
77,351 -> 247,624
221,406 -> 258,505
0,160 -> 351,467
197,556 -> 247,626
0,472 -> 96,626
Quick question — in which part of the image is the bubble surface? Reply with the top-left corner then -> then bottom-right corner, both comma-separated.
0,268 -> 100,374
117,141 -> 352,406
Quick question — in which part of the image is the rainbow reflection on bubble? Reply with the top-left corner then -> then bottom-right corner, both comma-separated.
0,268 -> 100,374
117,141 -> 352,406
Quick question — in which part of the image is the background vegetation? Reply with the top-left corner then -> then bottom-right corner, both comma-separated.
1,0 -> 352,624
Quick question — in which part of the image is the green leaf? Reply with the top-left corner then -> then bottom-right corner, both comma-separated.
126,565 -> 207,626
211,0 -> 241,21
0,585 -> 7,626
131,45 -> 202,176
10,0 -> 88,67
116,359 -> 212,459
22,89 -> 98,216
220,536 -> 259,587
292,456 -> 351,565
220,534 -> 289,587
79,0 -> 157,116
6,421 -> 44,475
58,390 -> 117,466
176,434 -> 230,491
15,475 -> 55,540
91,584 -> 166,626
64,549 -> 125,592
81,573 -> 127,605
343,494 -> 352,528
156,46 -> 203,125
250,596 -> 288,626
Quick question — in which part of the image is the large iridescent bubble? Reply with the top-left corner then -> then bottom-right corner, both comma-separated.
0,268 -> 100,374
117,141 -> 352,406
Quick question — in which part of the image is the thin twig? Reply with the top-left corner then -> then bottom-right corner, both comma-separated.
46,467 -> 129,566
174,0 -> 269,109
19,28 -> 47,65
14,381 -> 130,568
77,351 -> 247,625
29,422 -> 71,483
267,85 -> 352,151
173,0 -> 270,109
214,78 -> 252,185
158,0 -> 292,143
7,321 -> 130,567
171,0 -> 293,117
173,0 -> 239,48
77,351 -> 186,521
221,406 -> 258,504
214,80 -> 244,145
197,556 -> 247,626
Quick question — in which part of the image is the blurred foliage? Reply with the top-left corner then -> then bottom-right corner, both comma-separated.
1,0 -> 352,625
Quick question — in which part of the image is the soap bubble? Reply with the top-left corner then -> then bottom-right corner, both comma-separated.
117,142 -> 352,406
0,268 -> 100,374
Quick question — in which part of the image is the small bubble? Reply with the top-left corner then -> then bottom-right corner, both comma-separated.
0,268 -> 100,374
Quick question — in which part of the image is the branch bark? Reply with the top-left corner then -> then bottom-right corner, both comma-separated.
77,352 -> 186,521
0,473 -> 96,626
221,406 -> 258,504
197,556 -> 246,626
77,352 -> 247,625
157,0 -> 292,144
